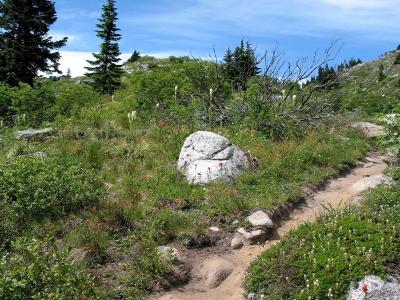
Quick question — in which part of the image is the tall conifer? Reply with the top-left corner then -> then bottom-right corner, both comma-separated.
0,0 -> 67,86
86,0 -> 123,95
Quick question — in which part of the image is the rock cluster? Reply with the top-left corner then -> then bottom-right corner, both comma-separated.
231,211 -> 274,249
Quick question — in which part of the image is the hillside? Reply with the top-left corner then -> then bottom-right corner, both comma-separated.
0,49 -> 399,299
339,50 -> 400,114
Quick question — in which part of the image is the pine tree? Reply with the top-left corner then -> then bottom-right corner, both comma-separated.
223,40 -> 259,91
127,50 -> 140,63
85,0 -> 123,95
0,0 -> 67,86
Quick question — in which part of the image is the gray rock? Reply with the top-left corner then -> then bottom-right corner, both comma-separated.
230,237 -> 243,250
349,174 -> 393,195
16,128 -> 53,140
247,293 -> 257,300
209,226 -> 220,233
353,122 -> 384,138
246,211 -> 273,229
158,246 -> 182,264
177,131 -> 249,184
199,257 -> 234,288
238,228 -> 267,244
347,275 -> 400,299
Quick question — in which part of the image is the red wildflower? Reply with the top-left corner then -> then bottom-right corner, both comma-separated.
362,284 -> 368,294
219,162 -> 224,168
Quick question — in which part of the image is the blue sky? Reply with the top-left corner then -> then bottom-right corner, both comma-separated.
51,0 -> 400,76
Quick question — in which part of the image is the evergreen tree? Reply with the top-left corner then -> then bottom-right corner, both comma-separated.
0,0 -> 67,86
85,0 -> 123,95
223,40 -> 260,91
127,50 -> 140,63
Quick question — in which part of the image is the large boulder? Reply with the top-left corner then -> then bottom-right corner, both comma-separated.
177,131 -> 249,184
198,256 -> 234,288
347,275 -> 400,299
16,128 -> 53,140
348,174 -> 392,195
353,122 -> 384,138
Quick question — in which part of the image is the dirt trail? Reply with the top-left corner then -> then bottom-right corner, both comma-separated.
154,153 -> 389,300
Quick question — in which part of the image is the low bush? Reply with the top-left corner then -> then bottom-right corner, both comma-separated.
245,184 -> 400,299
0,156 -> 104,248
0,237 -> 97,299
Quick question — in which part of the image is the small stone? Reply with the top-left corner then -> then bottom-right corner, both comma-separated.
338,135 -> 350,143
237,227 -> 266,244
231,237 -> 243,250
232,219 -> 239,225
247,293 -> 257,300
246,211 -> 273,229
209,226 -> 220,232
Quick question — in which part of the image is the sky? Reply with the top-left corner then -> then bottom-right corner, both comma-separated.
51,0 -> 400,77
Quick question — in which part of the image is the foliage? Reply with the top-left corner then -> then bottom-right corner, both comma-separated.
0,156 -> 104,248
123,59 -> 232,125
0,237 -> 97,299
1,80 -> 100,127
0,83 -> 17,121
337,58 -> 362,71
378,63 -> 386,81
0,0 -> 67,86
245,184 -> 400,299
127,50 -> 141,63
380,113 -> 400,155
308,64 -> 338,89
86,0 -> 123,94
337,51 -> 400,114
223,40 -> 260,91
394,52 -> 400,65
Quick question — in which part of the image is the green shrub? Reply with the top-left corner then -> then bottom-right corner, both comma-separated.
0,237 -> 97,299
0,156 -> 104,248
394,52 -> 400,65
380,113 -> 400,155
0,84 -> 17,122
245,185 -> 400,299
5,80 -> 101,127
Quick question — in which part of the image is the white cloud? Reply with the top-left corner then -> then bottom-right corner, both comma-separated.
56,51 -> 184,77
49,31 -> 79,44
123,0 -> 400,42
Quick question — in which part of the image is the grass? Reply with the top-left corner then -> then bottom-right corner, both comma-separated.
245,183 -> 400,299
0,93 -> 372,297
337,50 -> 400,115
0,100 -> 371,297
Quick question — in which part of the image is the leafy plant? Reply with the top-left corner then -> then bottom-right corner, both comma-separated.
245,184 -> 400,299
0,156 -> 104,248
0,237 -> 97,299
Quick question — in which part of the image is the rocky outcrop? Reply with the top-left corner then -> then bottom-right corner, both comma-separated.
177,131 -> 249,184
348,174 -> 392,195
16,128 -> 53,140
347,275 -> 400,299
353,122 -> 384,138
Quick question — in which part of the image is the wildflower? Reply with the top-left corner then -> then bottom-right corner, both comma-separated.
219,162 -> 224,169
362,284 -> 368,294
